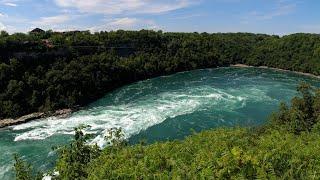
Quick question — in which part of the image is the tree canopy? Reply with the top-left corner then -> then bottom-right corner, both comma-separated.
1,30 -> 320,119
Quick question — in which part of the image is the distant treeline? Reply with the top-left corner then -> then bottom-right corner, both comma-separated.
1,30 -> 320,118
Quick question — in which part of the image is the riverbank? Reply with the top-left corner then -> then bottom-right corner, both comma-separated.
0,109 -> 72,128
1,65 -> 319,129
88,127 -> 320,179
231,64 -> 320,79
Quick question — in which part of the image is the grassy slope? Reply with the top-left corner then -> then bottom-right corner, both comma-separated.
87,127 -> 320,179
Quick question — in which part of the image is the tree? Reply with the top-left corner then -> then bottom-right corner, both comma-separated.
270,83 -> 320,134
14,154 -> 42,180
0,30 -> 9,37
1,31 -> 320,119
54,125 -> 100,180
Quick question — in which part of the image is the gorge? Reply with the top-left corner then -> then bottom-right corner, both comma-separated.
1,67 -> 320,179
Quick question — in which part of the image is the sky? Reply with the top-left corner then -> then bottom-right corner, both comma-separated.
0,0 -> 319,35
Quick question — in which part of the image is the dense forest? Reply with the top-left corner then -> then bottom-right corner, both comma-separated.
1,29 -> 320,119
14,84 -> 320,179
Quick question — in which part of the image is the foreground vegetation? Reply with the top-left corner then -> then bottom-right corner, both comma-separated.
1,30 -> 320,119
15,84 -> 320,179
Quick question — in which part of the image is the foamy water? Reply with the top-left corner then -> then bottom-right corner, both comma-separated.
13,86 -> 250,147
1,67 -> 319,179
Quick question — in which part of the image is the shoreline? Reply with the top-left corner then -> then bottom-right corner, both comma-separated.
230,64 -> 320,79
0,109 -> 73,129
1,64 -> 319,129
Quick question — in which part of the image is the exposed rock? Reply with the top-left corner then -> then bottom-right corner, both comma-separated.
0,112 -> 45,128
230,64 -> 253,68
53,109 -> 72,118
0,108 -> 74,128
231,64 -> 320,79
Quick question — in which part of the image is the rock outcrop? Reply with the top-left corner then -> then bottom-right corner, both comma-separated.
0,112 -> 45,128
53,109 -> 72,118
0,108 -> 73,128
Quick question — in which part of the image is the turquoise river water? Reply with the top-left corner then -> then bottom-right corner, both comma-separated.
1,67 -> 320,179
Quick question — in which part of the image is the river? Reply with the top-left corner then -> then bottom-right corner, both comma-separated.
1,67 -> 319,179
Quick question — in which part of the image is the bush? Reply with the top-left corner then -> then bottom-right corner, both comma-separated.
271,83 -> 320,134
14,84 -> 320,179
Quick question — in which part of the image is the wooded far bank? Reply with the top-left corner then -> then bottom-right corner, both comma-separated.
1,29 -> 320,119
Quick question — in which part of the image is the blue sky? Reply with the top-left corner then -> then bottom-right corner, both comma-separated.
0,0 -> 319,34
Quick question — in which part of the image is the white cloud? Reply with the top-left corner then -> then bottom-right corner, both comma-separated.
54,0 -> 196,15
1,0 -> 18,6
0,22 -> 6,30
89,17 -> 158,32
254,4 -> 295,20
32,15 -> 71,26
0,12 -> 31,33
109,17 -> 139,27
171,13 -> 205,20
0,21 -> 19,34
4,2 -> 17,6
240,0 -> 297,24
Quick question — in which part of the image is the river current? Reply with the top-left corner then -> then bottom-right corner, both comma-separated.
1,67 -> 319,179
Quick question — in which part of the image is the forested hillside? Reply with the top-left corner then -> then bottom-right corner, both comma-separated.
1,30 -> 320,119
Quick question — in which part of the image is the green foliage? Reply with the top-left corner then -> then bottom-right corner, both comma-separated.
14,154 -> 42,180
53,85 -> 320,179
1,31 -> 320,119
105,127 -> 127,148
83,127 -> 320,179
14,84 -> 320,179
53,125 -> 101,180
14,154 -> 33,180
5,30 -> 320,179
15,126 -> 320,179
271,83 -> 320,134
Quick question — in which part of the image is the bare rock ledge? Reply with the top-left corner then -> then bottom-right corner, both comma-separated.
0,109 -> 73,128
0,112 -> 45,128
